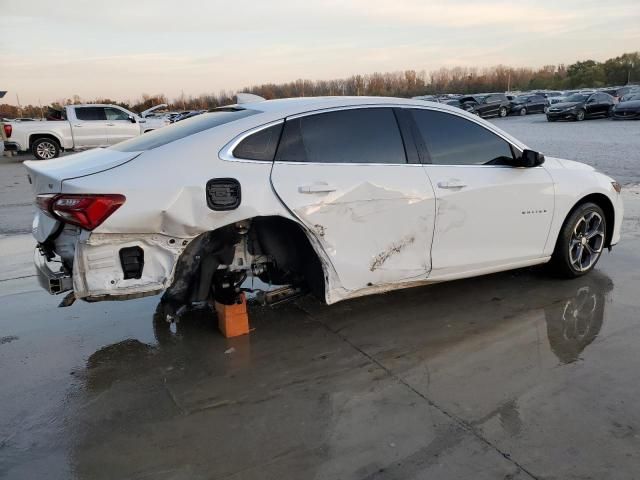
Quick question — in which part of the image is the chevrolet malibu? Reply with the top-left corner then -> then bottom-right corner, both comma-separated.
24,96 -> 623,312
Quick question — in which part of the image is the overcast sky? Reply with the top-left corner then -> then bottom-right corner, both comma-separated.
1,0 -> 638,105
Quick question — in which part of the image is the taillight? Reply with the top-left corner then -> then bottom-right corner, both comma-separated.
3,124 -> 12,138
36,194 -> 125,230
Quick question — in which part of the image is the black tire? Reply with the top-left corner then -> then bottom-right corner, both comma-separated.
499,106 -> 508,117
606,106 -> 613,118
32,137 -> 60,160
549,202 -> 606,278
575,109 -> 586,121
546,116 -> 556,122
519,107 -> 527,116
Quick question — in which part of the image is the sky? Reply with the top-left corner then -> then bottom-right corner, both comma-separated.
1,0 -> 638,106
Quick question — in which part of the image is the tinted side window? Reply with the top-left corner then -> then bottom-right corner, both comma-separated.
411,109 -> 514,166
75,107 -> 106,121
276,108 -> 406,164
105,107 -> 130,121
233,124 -> 283,161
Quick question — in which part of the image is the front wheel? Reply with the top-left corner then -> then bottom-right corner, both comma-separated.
550,202 -> 606,278
519,107 -> 527,116
547,116 -> 556,122
499,107 -> 508,117
575,109 -> 586,121
32,138 -> 61,160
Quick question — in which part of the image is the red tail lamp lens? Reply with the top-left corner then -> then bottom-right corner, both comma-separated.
36,194 -> 125,230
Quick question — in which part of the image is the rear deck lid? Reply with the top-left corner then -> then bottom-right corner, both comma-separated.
24,147 -> 141,194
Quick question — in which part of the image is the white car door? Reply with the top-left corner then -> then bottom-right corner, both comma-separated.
409,108 -> 554,277
71,107 -> 109,147
270,107 -> 436,292
105,107 -> 141,145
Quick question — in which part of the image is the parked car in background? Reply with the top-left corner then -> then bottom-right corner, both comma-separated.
24,96 -> 622,313
546,92 -> 615,122
612,93 -> 640,120
509,94 -> 548,115
599,86 -> 639,103
459,93 -> 510,118
173,110 -> 207,122
1,104 -> 170,159
412,95 -> 441,102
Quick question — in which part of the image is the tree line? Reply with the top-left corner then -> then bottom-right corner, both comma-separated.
2,51 -> 637,119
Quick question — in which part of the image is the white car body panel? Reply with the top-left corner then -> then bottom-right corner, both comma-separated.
425,164 -> 555,277
271,162 -> 436,291
23,97 -> 623,306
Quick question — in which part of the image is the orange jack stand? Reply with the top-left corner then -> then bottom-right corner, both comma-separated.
214,293 -> 250,338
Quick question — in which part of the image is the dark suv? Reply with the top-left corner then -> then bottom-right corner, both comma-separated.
459,93 -> 510,118
546,92 -> 615,121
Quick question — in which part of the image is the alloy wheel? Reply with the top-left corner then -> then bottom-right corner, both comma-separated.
36,141 -> 57,159
499,107 -> 507,117
576,110 -> 585,121
520,107 -> 527,116
569,211 -> 605,272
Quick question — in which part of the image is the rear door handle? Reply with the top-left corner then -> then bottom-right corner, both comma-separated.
437,180 -> 467,189
298,183 -> 337,194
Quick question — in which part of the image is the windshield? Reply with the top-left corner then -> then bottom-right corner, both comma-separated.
622,93 -> 640,102
110,109 -> 258,152
564,94 -> 588,102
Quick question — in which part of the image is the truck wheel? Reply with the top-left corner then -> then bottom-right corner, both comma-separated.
32,138 -> 60,160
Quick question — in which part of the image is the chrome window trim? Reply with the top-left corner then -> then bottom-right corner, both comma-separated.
219,119 -> 284,163
220,103 -> 525,164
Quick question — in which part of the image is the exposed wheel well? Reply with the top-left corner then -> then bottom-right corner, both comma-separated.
29,134 -> 62,150
162,216 -> 326,306
566,193 -> 615,247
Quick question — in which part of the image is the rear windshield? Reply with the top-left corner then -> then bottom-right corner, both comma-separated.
110,109 -> 258,152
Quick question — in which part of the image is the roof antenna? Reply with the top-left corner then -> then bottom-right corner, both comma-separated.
236,93 -> 266,104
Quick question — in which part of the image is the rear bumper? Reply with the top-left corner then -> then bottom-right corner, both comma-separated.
3,141 -> 21,152
34,248 -> 73,295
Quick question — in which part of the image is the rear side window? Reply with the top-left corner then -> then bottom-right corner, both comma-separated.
105,107 -> 130,121
411,109 -> 514,166
75,107 -> 106,121
233,123 -> 283,161
276,108 -> 406,164
110,109 -> 258,152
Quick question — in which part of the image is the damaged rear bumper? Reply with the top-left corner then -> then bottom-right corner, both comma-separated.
34,232 -> 192,303
35,248 -> 73,295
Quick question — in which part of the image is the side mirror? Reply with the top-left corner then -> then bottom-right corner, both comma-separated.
128,115 -> 137,123
517,149 -> 545,168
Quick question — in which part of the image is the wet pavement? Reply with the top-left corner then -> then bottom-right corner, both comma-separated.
1,219 -> 640,479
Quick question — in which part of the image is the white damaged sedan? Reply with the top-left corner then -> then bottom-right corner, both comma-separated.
24,96 -> 623,310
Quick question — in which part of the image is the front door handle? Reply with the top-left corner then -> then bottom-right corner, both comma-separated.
437,180 -> 467,189
73,124 -> 83,127
106,123 -> 115,126
298,183 -> 337,194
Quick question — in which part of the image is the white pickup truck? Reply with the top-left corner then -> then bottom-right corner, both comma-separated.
1,104 -> 169,160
